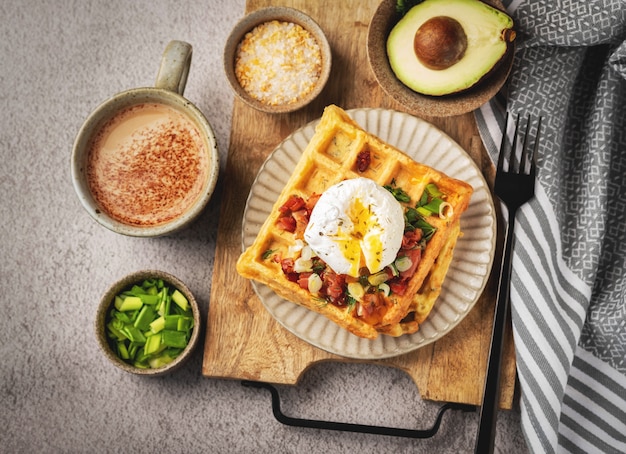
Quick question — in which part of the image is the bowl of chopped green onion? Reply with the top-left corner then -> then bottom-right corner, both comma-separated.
95,270 -> 201,376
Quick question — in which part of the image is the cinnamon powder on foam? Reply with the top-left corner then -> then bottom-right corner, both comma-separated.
86,103 -> 209,226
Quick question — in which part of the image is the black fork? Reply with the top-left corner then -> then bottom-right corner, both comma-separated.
475,113 -> 542,454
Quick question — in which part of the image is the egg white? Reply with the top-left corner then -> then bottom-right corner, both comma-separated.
303,178 -> 405,277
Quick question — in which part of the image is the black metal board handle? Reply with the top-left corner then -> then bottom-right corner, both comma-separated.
242,380 -> 476,439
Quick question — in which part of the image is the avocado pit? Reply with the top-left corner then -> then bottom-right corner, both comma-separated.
413,16 -> 467,70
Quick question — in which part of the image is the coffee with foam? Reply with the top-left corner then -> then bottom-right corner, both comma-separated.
86,102 -> 210,227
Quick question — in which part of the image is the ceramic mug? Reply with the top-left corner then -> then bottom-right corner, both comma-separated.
71,40 -> 219,237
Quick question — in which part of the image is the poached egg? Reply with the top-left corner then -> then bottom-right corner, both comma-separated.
303,178 -> 405,277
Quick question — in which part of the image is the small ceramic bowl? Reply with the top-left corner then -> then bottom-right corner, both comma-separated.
367,0 -> 514,117
95,270 -> 201,376
224,7 -> 332,114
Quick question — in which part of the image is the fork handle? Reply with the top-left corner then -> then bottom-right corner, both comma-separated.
475,209 -> 517,454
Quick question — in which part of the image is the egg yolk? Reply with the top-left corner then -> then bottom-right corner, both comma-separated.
336,197 -> 384,277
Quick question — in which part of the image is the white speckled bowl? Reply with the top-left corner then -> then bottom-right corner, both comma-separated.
224,7 -> 332,114
95,270 -> 201,376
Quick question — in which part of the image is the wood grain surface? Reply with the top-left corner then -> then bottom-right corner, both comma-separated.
202,0 -> 516,409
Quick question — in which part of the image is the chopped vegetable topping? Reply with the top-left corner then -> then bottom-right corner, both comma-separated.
105,278 -> 194,369
356,149 -> 371,172
270,180 -> 449,324
384,179 -> 411,203
415,182 -> 452,220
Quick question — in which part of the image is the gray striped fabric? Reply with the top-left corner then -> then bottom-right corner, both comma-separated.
475,1 -> 626,452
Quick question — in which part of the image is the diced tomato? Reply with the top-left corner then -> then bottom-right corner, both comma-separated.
322,270 -> 346,304
356,149 -> 371,172
389,280 -> 408,296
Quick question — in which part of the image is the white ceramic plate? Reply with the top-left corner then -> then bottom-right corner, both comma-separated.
242,108 -> 496,359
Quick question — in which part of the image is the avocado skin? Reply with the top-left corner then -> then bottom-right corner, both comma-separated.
387,0 -> 515,96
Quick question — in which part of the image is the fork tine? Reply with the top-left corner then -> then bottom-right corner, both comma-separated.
510,115 -> 521,172
530,116 -> 542,177
519,114 -> 532,174
496,112 -> 510,172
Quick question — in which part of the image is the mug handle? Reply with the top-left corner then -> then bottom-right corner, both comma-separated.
155,40 -> 192,95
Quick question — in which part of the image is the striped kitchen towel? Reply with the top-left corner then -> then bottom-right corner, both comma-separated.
475,1 -> 626,452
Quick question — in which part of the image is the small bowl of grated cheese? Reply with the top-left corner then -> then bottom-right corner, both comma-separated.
224,7 -> 332,114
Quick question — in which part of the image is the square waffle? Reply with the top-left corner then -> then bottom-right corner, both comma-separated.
236,105 -> 473,339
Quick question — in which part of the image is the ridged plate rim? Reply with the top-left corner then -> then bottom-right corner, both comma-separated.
241,108 -> 496,359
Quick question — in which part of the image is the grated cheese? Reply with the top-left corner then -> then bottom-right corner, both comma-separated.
235,20 -> 323,106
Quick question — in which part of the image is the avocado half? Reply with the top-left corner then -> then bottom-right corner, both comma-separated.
387,0 -> 515,96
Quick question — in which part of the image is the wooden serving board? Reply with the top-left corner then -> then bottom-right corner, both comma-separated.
202,0 -> 516,409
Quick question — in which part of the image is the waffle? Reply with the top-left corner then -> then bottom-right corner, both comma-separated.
236,105 -> 473,339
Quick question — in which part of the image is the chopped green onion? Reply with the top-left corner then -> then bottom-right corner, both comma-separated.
149,316 -> 165,334
347,282 -> 365,301
171,289 -> 189,311
395,256 -> 413,272
139,293 -> 160,305
368,271 -> 389,286
105,278 -> 195,369
133,305 -> 156,331
144,333 -> 165,356
307,273 -> 323,294
161,330 -> 188,349
378,283 -> 391,297
419,197 -> 445,214
425,183 -> 443,198
115,295 -> 143,312
438,202 -> 453,219
384,182 -> 411,203
405,207 -> 437,241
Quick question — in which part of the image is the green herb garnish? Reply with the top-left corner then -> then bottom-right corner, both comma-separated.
405,207 -> 436,241
384,179 -> 411,203
262,249 -> 276,260
416,183 -> 447,217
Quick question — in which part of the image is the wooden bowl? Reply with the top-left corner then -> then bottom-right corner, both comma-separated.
95,270 -> 201,376
367,0 -> 514,117
223,6 -> 332,114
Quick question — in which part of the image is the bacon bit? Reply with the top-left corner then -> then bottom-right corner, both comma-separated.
297,272 -> 312,290
280,258 -> 299,282
277,195 -> 308,233
356,149 -> 371,172
277,216 -> 297,233
305,193 -> 321,212
280,195 -> 307,213
281,257 -> 295,273
291,209 -> 310,236
401,229 -> 423,250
